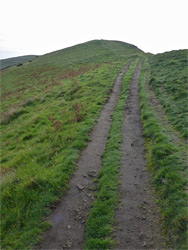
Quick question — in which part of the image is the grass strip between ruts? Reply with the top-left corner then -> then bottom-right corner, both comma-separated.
139,60 -> 188,250
84,59 -> 139,249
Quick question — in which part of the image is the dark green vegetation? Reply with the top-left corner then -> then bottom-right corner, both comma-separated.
140,60 -> 188,249
0,40 -> 143,249
149,50 -> 188,138
1,55 -> 37,70
84,60 -> 138,249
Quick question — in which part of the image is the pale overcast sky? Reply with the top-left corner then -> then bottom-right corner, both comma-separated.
0,0 -> 188,59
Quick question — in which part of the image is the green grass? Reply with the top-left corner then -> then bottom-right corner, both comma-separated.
84,60 -> 139,250
140,60 -> 188,249
149,50 -> 188,138
0,40 -> 143,249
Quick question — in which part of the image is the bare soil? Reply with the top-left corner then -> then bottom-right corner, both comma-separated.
114,61 -> 167,250
36,62 -> 131,250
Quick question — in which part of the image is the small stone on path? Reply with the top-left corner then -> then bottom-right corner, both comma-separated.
66,241 -> 72,248
142,241 -> 147,247
77,184 -> 84,190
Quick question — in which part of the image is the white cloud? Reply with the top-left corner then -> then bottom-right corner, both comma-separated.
0,0 -> 188,59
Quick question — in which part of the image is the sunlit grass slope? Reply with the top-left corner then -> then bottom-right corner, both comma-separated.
149,49 -> 188,138
0,40 -> 143,249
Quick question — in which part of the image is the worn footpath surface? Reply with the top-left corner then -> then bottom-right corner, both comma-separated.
36,62 -> 131,250
114,61 -> 167,250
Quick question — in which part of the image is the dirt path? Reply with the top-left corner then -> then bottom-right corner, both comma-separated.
114,61 -> 167,249
37,62 -> 131,250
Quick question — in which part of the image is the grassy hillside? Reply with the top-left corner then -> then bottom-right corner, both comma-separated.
140,59 -> 187,249
1,55 -> 37,70
149,49 -> 188,138
1,40 -> 187,249
0,40 -> 143,249
146,50 -> 188,249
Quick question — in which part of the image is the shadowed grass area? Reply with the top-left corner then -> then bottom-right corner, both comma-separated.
140,60 -> 188,250
84,60 -> 139,250
1,55 -> 37,70
0,40 -> 143,249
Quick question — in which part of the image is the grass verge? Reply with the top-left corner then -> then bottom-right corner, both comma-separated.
149,50 -> 188,138
84,59 -> 139,249
140,60 -> 188,249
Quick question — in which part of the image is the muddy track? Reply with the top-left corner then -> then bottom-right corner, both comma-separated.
114,61 -> 166,249
37,61 -> 131,250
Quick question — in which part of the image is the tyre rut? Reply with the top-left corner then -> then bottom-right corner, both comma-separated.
114,61 -> 167,249
37,61 -> 132,250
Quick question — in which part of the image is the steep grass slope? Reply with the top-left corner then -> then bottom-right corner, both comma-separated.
0,40 -> 143,249
140,57 -> 188,249
1,55 -> 37,70
149,49 -> 188,138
